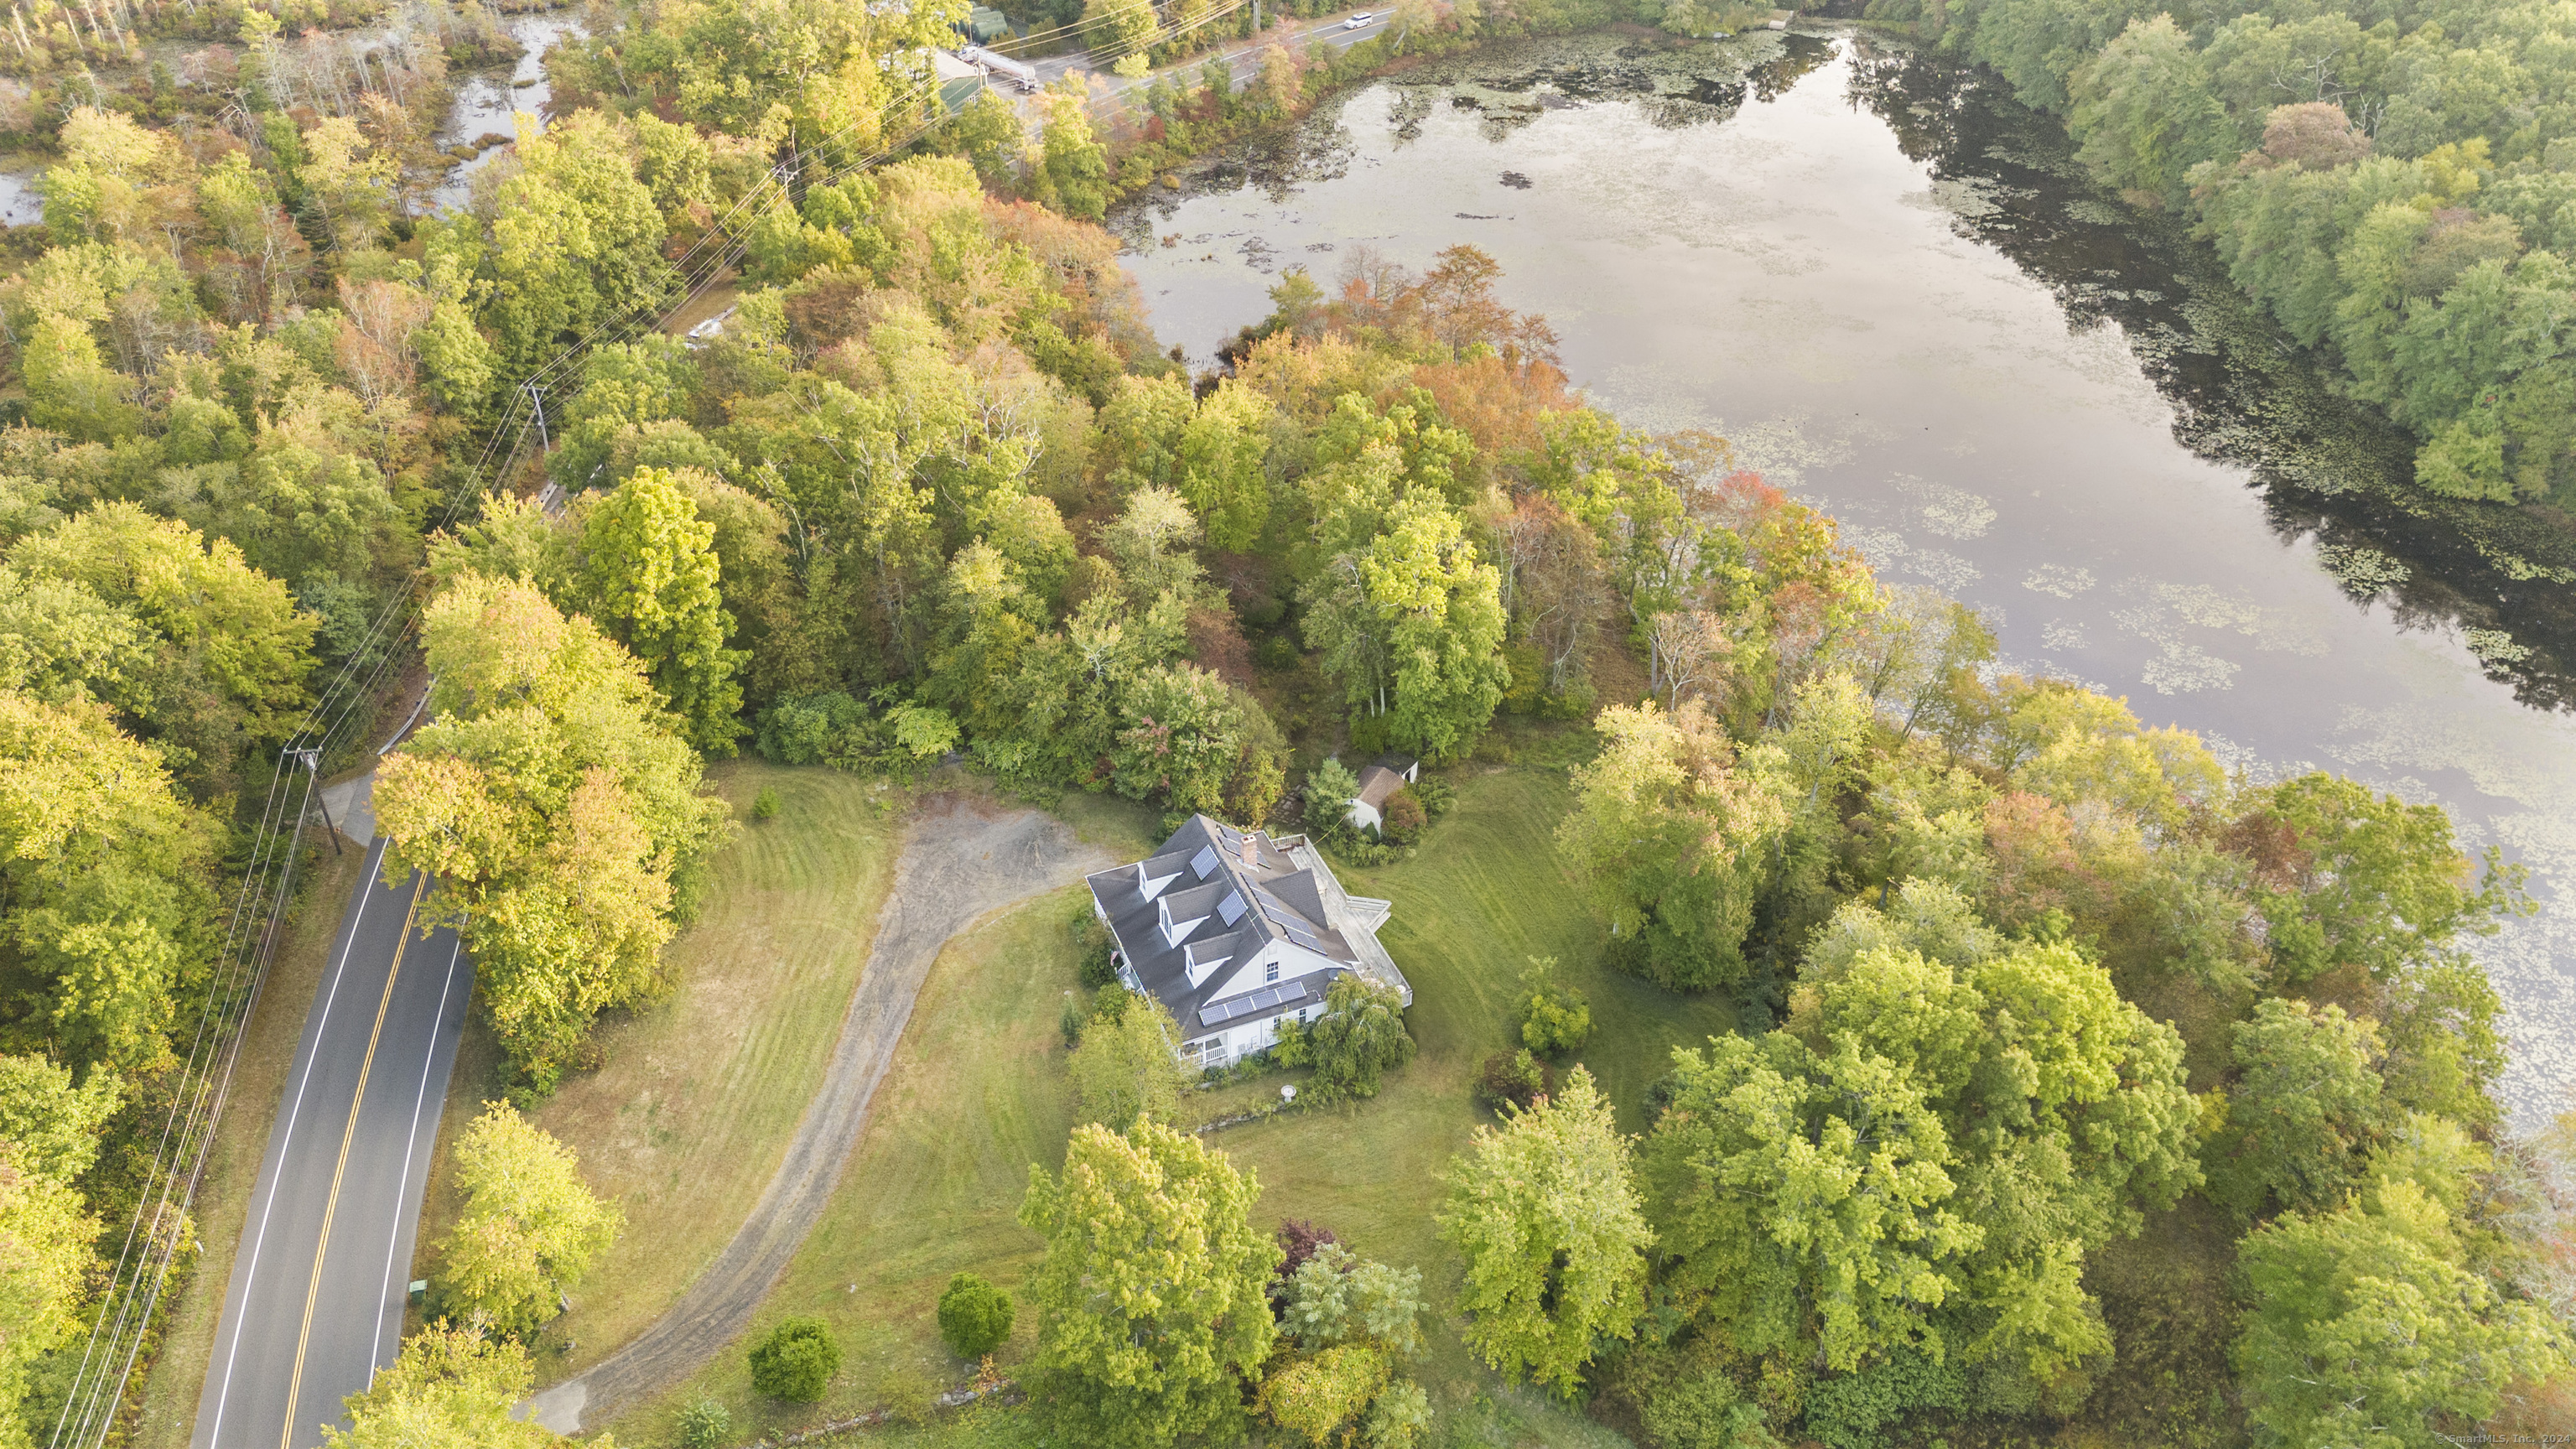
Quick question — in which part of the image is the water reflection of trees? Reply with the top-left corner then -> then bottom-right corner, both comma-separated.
1843,36 -> 2576,712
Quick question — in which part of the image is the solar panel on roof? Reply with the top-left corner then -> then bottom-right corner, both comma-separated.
1191,844 -> 1219,879
1199,982 -> 1305,1027
1218,891 -> 1246,926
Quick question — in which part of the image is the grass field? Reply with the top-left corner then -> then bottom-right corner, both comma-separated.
131,837 -> 367,1449
409,760 -> 904,1378
610,745 -> 1735,1448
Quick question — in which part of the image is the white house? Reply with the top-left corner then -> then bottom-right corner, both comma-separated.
1086,815 -> 1410,1071
1343,755 -> 1420,834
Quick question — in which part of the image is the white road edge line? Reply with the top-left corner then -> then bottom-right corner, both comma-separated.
204,837 -> 386,1449
371,932 -> 465,1371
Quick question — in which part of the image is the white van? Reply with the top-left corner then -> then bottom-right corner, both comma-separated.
1343,10 -> 1374,27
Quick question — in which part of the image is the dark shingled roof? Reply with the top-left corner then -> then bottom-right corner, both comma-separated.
1353,755 -> 1418,811
1086,815 -> 1356,1040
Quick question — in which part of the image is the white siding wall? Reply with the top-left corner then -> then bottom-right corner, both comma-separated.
1202,941 -> 1338,1004
1185,1005 -> 1329,1072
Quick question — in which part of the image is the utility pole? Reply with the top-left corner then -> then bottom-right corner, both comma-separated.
527,381 -> 549,452
293,749 -> 343,857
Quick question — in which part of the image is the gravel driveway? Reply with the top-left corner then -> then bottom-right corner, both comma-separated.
523,797 -> 1111,1432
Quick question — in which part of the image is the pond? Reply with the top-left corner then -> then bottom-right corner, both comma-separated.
0,8 -> 586,224
426,8 -> 587,210
1109,28 -> 2576,1121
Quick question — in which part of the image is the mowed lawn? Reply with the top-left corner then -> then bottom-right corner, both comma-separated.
609,885 -> 1098,1442
617,758 -> 1735,1448
1200,763 -> 1735,1445
411,761 -> 903,1379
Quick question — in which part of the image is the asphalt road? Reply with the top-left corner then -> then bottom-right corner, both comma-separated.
191,835 -> 471,1449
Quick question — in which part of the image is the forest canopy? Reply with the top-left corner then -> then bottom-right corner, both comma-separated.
0,0 -> 2567,1446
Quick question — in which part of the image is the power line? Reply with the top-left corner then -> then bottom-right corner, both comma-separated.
39,53 -> 986,1449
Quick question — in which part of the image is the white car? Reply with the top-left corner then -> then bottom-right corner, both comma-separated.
1343,10 -> 1374,27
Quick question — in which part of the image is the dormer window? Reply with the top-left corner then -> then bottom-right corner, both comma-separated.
1159,896 -> 1208,947
1184,938 -> 1229,987
1138,859 -> 1183,901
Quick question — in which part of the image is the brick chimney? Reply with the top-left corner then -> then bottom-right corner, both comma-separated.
1240,834 -> 1259,870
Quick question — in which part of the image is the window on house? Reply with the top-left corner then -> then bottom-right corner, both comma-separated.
1264,962 -> 1279,984
1297,1008 -> 1309,1026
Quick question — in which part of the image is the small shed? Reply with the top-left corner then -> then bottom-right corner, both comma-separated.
963,7 -> 1012,43
1345,755 -> 1420,834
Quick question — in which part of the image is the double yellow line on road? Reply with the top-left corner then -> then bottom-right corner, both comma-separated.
274,872 -> 426,1449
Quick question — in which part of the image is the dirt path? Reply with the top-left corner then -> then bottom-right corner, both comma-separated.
522,798 -> 1110,1433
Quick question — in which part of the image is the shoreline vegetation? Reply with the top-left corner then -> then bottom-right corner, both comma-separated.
0,0 -> 2568,1447
1851,0 -> 2576,551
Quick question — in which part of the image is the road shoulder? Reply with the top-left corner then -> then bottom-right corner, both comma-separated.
127,839 -> 370,1449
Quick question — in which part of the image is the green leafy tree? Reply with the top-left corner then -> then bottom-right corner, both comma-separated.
1099,486 -> 1205,604
1078,0 -> 1157,63
0,1155 -> 96,1449
749,1317 -> 842,1402
428,495 -> 573,596
1306,974 -> 1415,1098
1557,699 -> 1789,990
548,338 -> 703,494
434,1102 -> 623,1336
631,0 -> 962,148
294,117 -> 398,254
579,467 -> 746,754
1106,663 -> 1285,823
13,501 -> 319,780
2066,16 -> 2232,205
1177,380 -> 1273,552
1098,375 -> 1197,497
0,693 -> 216,1079
1515,955 -> 1591,1055
2205,998 -> 2392,1219
322,1322 -> 566,1449
374,575 -> 728,1091
0,1053 -> 112,1449
1031,80 -> 1109,221
483,110 -> 673,379
37,108 -> 178,246
1306,757 -> 1362,837
18,314 -> 141,442
1648,939 -> 2199,1379
1303,493 -> 1508,761
2237,1178 -> 2568,1447
1436,1065 -> 1650,1394
0,1056 -> 122,1185
1067,995 -> 1193,1130
2248,772 -> 2522,987
937,1272 -> 1015,1358
1020,1120 -> 1281,1447
1646,1029 -> 1976,1374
